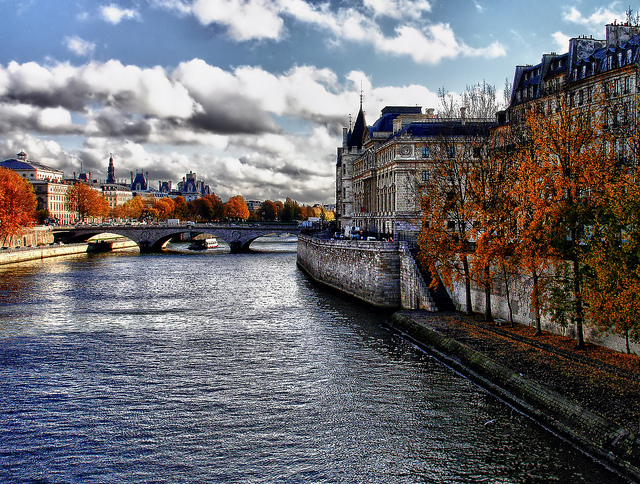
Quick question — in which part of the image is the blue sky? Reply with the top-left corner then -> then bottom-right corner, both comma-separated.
0,0 -> 632,204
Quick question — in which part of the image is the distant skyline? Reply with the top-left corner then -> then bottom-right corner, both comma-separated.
0,0 -> 633,204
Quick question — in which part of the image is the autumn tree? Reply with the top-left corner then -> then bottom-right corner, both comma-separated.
153,197 -> 175,220
520,92 -> 616,348
506,122 -> 558,335
419,83 -> 503,318
116,196 -> 145,220
259,200 -> 278,221
419,128 -> 476,315
173,195 -> 189,220
466,126 -> 517,322
225,195 -> 249,220
0,167 -> 37,237
68,182 -> 109,222
582,178 -> 640,353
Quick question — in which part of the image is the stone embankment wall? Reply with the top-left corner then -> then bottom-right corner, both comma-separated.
448,266 -> 639,354
0,244 -> 90,265
0,227 -> 54,248
296,235 -> 436,310
389,312 -> 640,482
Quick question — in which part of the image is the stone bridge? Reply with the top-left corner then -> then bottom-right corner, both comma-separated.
53,223 -> 303,253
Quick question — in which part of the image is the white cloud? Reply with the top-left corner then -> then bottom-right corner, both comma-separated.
552,31 -> 571,52
64,36 -> 96,57
363,0 -> 432,19
0,58 -> 450,203
562,6 -> 621,32
184,0 -> 504,64
191,0 -> 284,41
100,4 -> 140,24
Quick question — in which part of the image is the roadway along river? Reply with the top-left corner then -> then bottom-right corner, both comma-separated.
0,238 -> 627,483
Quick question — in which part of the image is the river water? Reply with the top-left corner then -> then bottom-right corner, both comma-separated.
0,238 -> 628,483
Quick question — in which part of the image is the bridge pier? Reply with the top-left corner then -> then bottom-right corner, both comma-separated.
228,241 -> 253,254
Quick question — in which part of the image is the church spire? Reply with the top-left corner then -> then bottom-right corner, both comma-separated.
347,90 -> 368,150
106,154 -> 116,184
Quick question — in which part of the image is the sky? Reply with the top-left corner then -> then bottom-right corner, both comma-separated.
0,0 -> 633,204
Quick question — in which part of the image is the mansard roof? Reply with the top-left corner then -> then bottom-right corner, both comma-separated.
0,158 -> 63,173
393,119 -> 493,138
369,106 -> 423,134
511,24 -> 640,107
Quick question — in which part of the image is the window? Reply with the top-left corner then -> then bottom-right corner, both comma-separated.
447,146 -> 455,159
421,171 -> 429,182
421,147 -> 430,158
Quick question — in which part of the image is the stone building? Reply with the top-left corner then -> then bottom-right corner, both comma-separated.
509,20 -> 640,168
336,104 -> 492,241
0,151 -> 74,225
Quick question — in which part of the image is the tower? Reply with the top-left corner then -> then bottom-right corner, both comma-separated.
106,154 -> 116,184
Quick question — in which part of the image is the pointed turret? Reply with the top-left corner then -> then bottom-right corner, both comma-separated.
347,93 -> 368,150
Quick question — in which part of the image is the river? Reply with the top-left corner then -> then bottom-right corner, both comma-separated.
0,238 -> 627,483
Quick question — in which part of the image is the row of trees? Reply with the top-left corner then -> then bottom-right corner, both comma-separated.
0,167 -> 334,238
418,86 -> 640,351
109,194 -> 334,223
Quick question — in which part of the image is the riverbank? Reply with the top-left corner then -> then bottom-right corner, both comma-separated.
389,310 -> 640,482
0,239 -> 138,265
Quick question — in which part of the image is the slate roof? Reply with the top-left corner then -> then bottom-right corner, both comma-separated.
347,105 -> 368,150
393,120 -> 492,138
0,158 -> 63,173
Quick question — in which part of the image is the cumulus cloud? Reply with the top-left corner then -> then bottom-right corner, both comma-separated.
64,36 -> 96,57
363,0 -> 432,19
183,0 -> 504,64
0,58 -> 448,204
100,4 -> 140,24
552,31 -> 571,52
562,6 -> 622,32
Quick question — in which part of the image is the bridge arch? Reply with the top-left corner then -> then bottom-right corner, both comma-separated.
54,223 -> 303,254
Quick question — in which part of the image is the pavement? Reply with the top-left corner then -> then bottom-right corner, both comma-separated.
393,310 -> 640,435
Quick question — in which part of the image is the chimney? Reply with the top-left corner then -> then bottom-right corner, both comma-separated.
425,108 -> 435,117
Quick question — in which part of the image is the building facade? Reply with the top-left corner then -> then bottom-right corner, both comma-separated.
336,105 -> 492,241
509,20 -> 640,169
0,151 -> 75,224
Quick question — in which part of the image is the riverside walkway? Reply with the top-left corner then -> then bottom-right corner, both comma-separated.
389,310 -> 640,482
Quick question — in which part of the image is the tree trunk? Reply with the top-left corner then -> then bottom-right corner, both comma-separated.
533,271 -> 542,336
484,264 -> 493,322
573,257 -> 585,349
626,329 -> 631,354
463,255 -> 472,315
502,263 -> 514,326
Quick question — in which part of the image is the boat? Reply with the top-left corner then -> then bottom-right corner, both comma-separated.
188,238 -> 218,250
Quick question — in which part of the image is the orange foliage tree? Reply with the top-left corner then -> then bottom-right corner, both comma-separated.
0,167 -> 37,237
583,178 -> 640,353
153,197 -> 175,220
517,93 -> 616,348
225,195 -> 249,220
418,124 -> 488,316
67,182 -> 110,222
